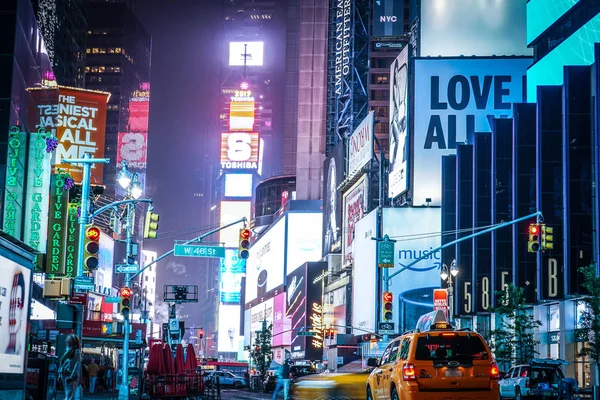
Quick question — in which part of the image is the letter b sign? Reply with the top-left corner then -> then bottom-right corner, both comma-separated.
227,132 -> 252,161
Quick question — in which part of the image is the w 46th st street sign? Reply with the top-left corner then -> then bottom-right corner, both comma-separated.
174,244 -> 225,258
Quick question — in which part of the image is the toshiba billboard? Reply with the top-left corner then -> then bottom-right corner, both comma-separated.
220,132 -> 260,170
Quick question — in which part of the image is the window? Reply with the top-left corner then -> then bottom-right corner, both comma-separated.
415,334 -> 489,361
380,341 -> 400,364
398,338 -> 411,360
92,48 -> 99,54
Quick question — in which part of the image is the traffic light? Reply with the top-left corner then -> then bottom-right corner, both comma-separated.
144,209 -> 159,239
383,291 -> 393,321
84,225 -> 101,270
528,223 -> 540,252
120,287 -> 132,320
541,224 -> 554,251
239,228 -> 251,259
199,327 -> 204,340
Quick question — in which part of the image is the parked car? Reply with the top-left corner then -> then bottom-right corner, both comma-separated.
498,358 -> 568,399
203,371 -> 246,388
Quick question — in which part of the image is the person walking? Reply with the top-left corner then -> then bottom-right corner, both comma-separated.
272,353 -> 291,400
104,364 -> 114,391
58,334 -> 82,400
87,359 -> 100,394
557,377 -> 579,400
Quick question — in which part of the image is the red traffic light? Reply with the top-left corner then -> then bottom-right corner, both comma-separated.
529,225 -> 539,234
240,229 -> 251,239
199,328 -> 204,339
120,287 -> 132,298
86,226 -> 101,241
383,291 -> 393,302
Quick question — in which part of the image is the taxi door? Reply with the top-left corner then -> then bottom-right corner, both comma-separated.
375,340 -> 401,400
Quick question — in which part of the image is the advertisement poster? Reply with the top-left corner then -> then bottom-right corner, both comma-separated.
272,293 -> 291,347
389,47 -> 409,199
322,143 -> 345,257
248,298 -> 274,345
286,213 -> 323,275
373,0 -> 405,37
28,87 -> 110,183
433,289 -> 449,319
347,111 -> 374,178
323,287 -> 346,335
412,57 -> 531,205
286,266 -> 307,360
342,175 -> 367,265
0,256 -> 32,374
220,132 -> 260,170
218,304 -> 241,353
305,263 -> 327,361
117,131 -> 148,169
245,218 -> 286,304
45,173 -> 69,276
220,249 -> 246,304
351,210 -> 378,332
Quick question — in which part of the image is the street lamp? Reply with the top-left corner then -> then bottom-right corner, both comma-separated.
130,174 -> 143,200
117,161 -> 132,189
441,260 -> 458,322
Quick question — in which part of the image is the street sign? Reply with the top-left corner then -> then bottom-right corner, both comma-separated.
174,244 -> 225,258
377,240 -> 395,268
69,293 -> 87,305
115,263 -> 139,274
105,296 -> 121,303
378,322 -> 395,335
74,276 -> 94,291
298,331 -> 317,337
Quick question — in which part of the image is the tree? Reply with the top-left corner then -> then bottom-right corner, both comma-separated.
488,284 -> 542,371
577,264 -> 600,385
250,322 -> 273,380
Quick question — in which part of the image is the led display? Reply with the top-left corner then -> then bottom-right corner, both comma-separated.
219,201 -> 252,248
220,132 -> 260,170
229,101 -> 255,131
219,248 -> 246,303
217,304 -> 241,353
229,42 -> 264,66
224,174 -> 253,198
527,0 -> 580,45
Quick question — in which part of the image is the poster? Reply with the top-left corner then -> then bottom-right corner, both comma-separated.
389,47 -> 409,198
342,175 -> 367,265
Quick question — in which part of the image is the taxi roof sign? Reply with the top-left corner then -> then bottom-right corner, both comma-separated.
415,310 -> 452,332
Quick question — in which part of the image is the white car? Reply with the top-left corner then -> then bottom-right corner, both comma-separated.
498,359 -> 567,399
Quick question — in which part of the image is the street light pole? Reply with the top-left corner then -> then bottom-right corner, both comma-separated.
119,201 -> 135,400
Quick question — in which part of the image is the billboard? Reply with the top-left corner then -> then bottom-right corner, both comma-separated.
45,173 -> 69,276
94,232 -> 114,294
220,132 -> 260,170
0,256 -> 32,374
28,87 -> 110,183
219,201 -> 252,248
342,175 -> 367,265
224,174 -> 253,198
229,42 -> 264,66
245,218 -> 286,303
322,143 -> 344,256
218,304 -> 241,353
229,101 -> 255,131
323,286 -> 346,335
348,111 -> 374,178
128,84 -> 150,132
272,292 -> 291,347
219,249 -> 246,304
248,297 -> 274,344
527,0 -> 581,45
389,47 -> 409,198
383,207 -> 442,329
117,131 -> 148,169
286,213 -> 323,275
351,209 -> 378,333
412,57 -> 531,206
373,0 -> 404,37
419,0 -> 530,57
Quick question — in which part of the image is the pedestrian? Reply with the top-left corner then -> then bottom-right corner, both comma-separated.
105,364 -> 113,391
557,377 -> 579,400
272,353 -> 291,400
58,334 -> 82,400
87,359 -> 100,393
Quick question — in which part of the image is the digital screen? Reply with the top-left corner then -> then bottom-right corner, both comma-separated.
348,111 -> 374,178
342,175 -> 367,266
220,131 -> 260,170
412,57 -> 531,205
224,174 -> 253,197
94,232 -> 115,295
373,0 -> 405,37
322,143 -> 344,256
420,0 -> 531,57
286,213 -> 323,275
117,131 -> 148,169
0,256 -> 32,374
527,0 -> 580,45
229,42 -> 264,66
220,249 -> 246,304
389,47 -> 409,198
219,201 -> 252,248
217,304 -> 241,353
248,297 -> 274,345
351,210 -> 378,332
229,101 -> 255,131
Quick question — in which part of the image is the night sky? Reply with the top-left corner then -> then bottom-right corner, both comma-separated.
135,1 -> 222,320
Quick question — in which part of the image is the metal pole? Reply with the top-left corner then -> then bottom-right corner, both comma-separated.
119,203 -> 134,400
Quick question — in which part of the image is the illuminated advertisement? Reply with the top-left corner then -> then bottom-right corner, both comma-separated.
527,0 -> 580,45
229,101 -> 255,131
351,210 -> 378,333
117,131 -> 148,169
248,297 -> 274,345
323,286 -> 346,335
45,173 -> 69,276
412,57 -> 531,206
348,111 -> 374,178
342,175 -> 367,265
219,201 -> 252,248
220,132 -> 260,170
258,138 -> 265,176
0,255 -> 32,374
373,0 -> 404,37
333,0 -> 352,97
3,128 -> 26,239
272,292 -> 291,347
245,218 -> 286,303
286,213 -> 323,275
128,83 -> 150,132
219,249 -> 246,304
28,86 -> 110,183
224,174 -> 253,198
94,232 -> 115,294
322,143 -> 344,256
419,0 -> 530,57
218,304 -> 241,353
389,47 -> 409,198
229,42 -> 264,66
433,289 -> 449,319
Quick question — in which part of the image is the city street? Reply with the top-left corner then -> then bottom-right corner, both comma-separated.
66,388 -> 272,400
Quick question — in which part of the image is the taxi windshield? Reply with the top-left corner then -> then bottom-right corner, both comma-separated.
415,334 -> 489,361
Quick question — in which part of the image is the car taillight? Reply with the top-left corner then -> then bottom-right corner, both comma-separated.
490,363 -> 500,380
403,364 -> 417,381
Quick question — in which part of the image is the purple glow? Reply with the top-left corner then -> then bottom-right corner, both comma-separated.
44,71 -> 56,81
240,81 -> 249,90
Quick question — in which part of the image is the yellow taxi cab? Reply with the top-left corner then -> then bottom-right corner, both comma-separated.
366,310 -> 500,400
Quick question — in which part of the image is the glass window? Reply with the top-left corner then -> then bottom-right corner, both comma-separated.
92,48 -> 99,54
398,338 -> 411,360
506,367 -> 514,378
414,333 -> 489,361
380,341 -> 400,364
